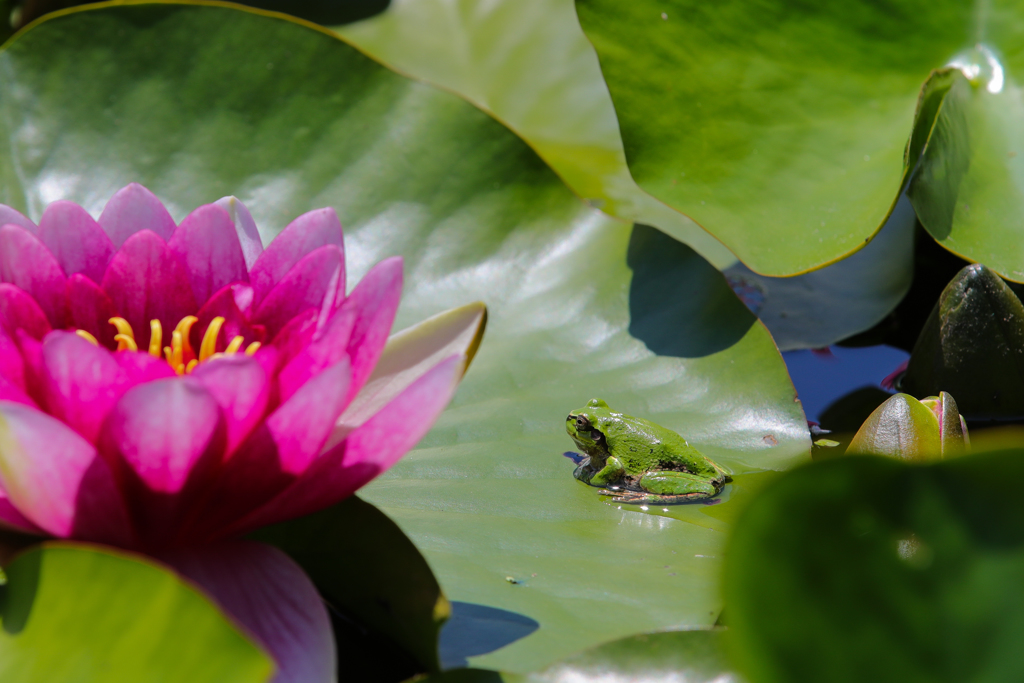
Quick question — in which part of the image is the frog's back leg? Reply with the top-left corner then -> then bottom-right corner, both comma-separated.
644,470 -> 721,496
600,470 -> 724,504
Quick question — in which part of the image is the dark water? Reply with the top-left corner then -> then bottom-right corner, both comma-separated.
783,345 -> 909,425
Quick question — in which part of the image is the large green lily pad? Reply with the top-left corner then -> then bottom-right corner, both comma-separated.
576,0 -> 1024,279
0,543 -> 271,682
337,0 -> 919,348
0,3 -> 808,670
335,0 -> 735,269
725,451 -> 1024,683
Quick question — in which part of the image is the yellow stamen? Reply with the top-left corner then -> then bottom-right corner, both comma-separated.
113,333 -> 138,352
174,316 -> 198,361
149,320 -> 163,358
108,317 -> 134,340
165,330 -> 183,369
105,312 -> 259,373
199,317 -> 225,362
224,335 -> 245,355
75,330 -> 99,346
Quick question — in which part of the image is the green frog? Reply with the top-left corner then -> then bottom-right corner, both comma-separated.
565,399 -> 730,504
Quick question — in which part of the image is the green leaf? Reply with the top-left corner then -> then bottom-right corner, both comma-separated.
574,0 -> 993,276
725,451 -> 1024,683
415,630 -> 741,682
0,542 -> 272,682
250,495 -> 448,676
335,0 -> 736,269
334,0 -> 921,347
907,49 -> 1024,281
723,198 -> 915,349
0,3 -> 809,670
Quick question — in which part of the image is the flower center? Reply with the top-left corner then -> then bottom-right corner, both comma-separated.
74,316 -> 261,375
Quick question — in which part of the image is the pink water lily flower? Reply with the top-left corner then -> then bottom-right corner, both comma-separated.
0,184 -> 486,682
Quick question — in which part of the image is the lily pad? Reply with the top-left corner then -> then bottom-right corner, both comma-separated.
338,0 -> 919,348
575,0 -> 1024,278
335,0 -> 735,268
0,542 -> 272,682
908,56 -> 1024,281
0,3 -> 808,670
725,451 -> 1024,683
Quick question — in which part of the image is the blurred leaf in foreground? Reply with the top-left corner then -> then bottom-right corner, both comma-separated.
725,449 -> 1024,683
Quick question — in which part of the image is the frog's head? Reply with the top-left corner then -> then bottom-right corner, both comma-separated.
566,398 -> 613,460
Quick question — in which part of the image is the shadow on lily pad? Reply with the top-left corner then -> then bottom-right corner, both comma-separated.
0,546 -> 39,635
439,602 -> 539,669
627,224 -> 754,358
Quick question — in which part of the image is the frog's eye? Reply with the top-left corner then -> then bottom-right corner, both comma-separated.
575,415 -> 591,431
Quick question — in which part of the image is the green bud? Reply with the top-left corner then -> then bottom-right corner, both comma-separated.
846,392 -> 968,461
900,264 -> 1024,419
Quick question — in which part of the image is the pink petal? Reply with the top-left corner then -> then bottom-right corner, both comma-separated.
169,204 -> 249,307
0,373 -> 34,407
214,196 -> 264,271
269,308 -> 318,367
0,204 -> 37,234
0,401 -> 132,544
190,356 -> 271,455
332,301 -> 486,445
0,479 -> 43,535
99,183 -> 176,247
335,257 -> 402,397
276,257 -> 401,404
99,378 -> 225,541
276,308 -> 354,405
66,274 -> 118,348
252,245 -> 344,341
37,200 -> 114,283
249,208 -> 342,306
101,230 -> 198,350
196,360 -> 351,537
191,284 -> 263,354
881,358 -> 910,391
0,224 -> 68,328
38,331 -> 141,444
162,540 -> 335,683
113,350 -> 178,384
230,356 -> 462,533
0,328 -> 25,389
14,331 -> 44,405
0,283 -> 51,340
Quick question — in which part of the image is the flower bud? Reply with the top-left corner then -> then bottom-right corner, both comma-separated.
900,264 -> 1024,419
846,392 -> 967,461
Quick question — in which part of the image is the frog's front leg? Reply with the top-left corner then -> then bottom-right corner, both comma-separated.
587,455 -> 627,487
